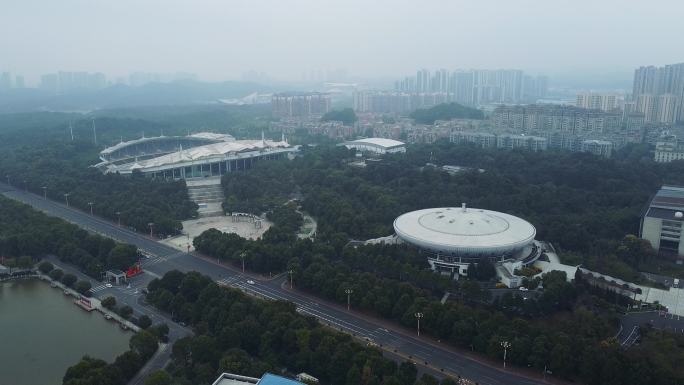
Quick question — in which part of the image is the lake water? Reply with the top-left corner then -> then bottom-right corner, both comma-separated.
0,279 -> 131,385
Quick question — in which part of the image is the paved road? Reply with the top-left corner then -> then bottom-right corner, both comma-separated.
0,183 -> 547,385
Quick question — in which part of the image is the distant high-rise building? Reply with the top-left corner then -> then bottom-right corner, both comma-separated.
396,68 -> 544,106
14,75 -> 24,88
576,93 -> 620,112
636,94 -> 659,123
39,71 -> 107,94
657,94 -> 680,124
40,73 -> 58,93
632,63 -> 684,123
0,72 -> 11,90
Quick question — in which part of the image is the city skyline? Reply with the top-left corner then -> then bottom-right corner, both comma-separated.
2,0 -> 684,83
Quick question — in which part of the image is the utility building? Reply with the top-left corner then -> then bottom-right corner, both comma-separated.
641,186 -> 684,257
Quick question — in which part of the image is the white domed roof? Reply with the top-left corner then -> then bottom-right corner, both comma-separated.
393,206 -> 536,255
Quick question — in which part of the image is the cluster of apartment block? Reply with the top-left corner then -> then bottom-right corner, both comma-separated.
271,92 -> 331,118
491,104 -> 622,134
449,131 -> 614,158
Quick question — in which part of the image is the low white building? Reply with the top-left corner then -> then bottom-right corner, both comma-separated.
580,139 -> 613,158
654,137 -> 684,163
342,138 -> 406,154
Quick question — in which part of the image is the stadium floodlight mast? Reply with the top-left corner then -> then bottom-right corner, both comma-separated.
41,186 -> 47,200
501,341 -> 511,368
63,192 -> 71,207
415,312 -> 424,336
345,288 -> 353,311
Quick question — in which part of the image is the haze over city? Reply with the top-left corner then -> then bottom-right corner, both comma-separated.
3,2 -> 684,385
2,0 -> 684,84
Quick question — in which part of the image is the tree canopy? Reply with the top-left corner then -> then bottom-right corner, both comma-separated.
409,103 -> 484,124
321,108 -> 358,126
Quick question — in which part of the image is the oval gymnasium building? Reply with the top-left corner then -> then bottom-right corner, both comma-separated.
393,204 -> 541,277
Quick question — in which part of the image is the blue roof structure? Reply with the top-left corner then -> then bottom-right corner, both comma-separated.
258,374 -> 305,385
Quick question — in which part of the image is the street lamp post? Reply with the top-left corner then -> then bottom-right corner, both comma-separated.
501,341 -> 511,368
64,193 -> 70,207
88,202 -> 94,215
345,288 -> 353,311
5,175 -> 10,186
288,269 -> 294,289
23,180 -> 27,192
415,312 -> 424,336
41,186 -> 47,200
148,222 -> 154,238
116,211 -> 121,227
240,252 -> 246,273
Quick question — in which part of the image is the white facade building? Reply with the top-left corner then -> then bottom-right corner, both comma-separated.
342,138 -> 406,154
393,205 -> 539,276
655,137 -> 684,163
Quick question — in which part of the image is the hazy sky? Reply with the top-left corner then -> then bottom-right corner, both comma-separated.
2,0 -> 683,83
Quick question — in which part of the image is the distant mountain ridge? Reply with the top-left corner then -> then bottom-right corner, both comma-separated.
0,80 -> 275,113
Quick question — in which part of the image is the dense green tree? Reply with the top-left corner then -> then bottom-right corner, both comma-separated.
144,370 -> 172,385
49,268 -> 64,281
0,196 -> 144,278
61,273 -> 77,287
409,103 -> 484,124
74,280 -> 92,295
38,261 -> 54,274
102,296 -> 117,310
137,315 -> 152,329
129,330 -> 158,361
321,108 -> 358,126
119,305 -> 133,320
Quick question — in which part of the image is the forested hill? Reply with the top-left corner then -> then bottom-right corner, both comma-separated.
409,102 -> 484,124
0,80 -> 273,114
0,112 -> 198,236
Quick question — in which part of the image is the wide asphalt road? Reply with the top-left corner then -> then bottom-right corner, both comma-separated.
0,183 -> 545,385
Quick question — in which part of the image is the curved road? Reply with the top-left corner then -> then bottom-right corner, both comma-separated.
1,183 -> 546,385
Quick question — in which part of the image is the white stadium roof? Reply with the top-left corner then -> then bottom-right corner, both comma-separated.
110,139 -> 290,173
346,138 -> 405,149
393,205 -> 536,255
100,132 -> 235,155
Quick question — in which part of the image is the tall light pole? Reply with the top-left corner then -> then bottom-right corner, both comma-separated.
116,211 -> 121,227
415,312 -> 424,336
23,180 -> 27,192
345,288 -> 353,311
148,222 -> 154,238
500,341 -> 511,368
63,193 -> 70,207
288,269 -> 294,289
5,175 -> 10,186
240,252 -> 246,273
88,202 -> 94,215
42,186 -> 47,200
